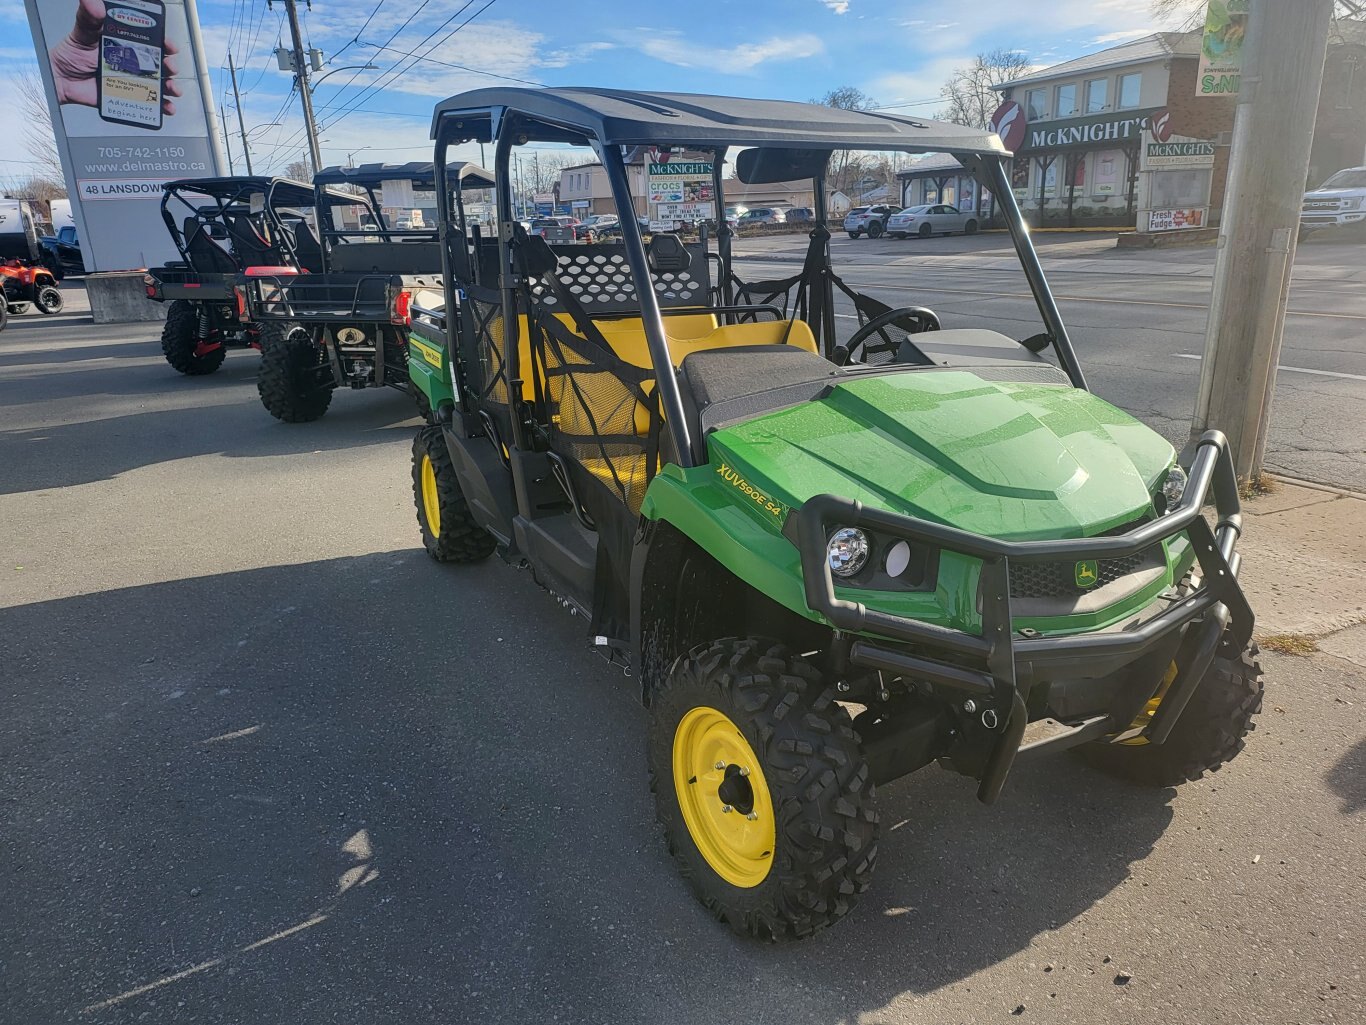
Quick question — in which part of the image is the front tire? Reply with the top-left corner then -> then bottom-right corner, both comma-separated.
648,637 -> 878,941
161,299 -> 226,376
847,230 -> 860,239
918,222 -> 932,238
35,285 -> 63,314
257,322 -> 333,422
1078,641 -> 1264,787
411,426 -> 496,563
964,219 -> 979,235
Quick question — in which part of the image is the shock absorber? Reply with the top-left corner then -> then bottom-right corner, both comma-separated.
196,304 -> 213,340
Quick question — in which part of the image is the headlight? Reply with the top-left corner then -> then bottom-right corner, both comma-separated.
827,527 -> 869,577
1161,465 -> 1188,508
1343,197 -> 1363,211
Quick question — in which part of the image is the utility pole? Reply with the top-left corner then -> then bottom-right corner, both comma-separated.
220,106 -> 234,174
275,0 -> 323,175
1191,0 -> 1334,482
227,50 -> 253,176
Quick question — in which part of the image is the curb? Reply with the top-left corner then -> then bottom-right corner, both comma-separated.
1268,475 -> 1366,502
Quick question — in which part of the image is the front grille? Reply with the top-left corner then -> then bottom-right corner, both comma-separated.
1009,551 -> 1151,599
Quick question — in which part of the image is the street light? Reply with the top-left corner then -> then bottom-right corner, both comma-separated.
309,64 -> 379,93
347,146 -> 373,168
237,121 -> 281,176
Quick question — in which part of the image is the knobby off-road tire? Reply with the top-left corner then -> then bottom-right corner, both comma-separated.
257,322 -> 333,422
1079,641 -> 1264,787
161,299 -> 226,376
648,637 -> 879,941
35,285 -> 64,314
411,426 -> 496,563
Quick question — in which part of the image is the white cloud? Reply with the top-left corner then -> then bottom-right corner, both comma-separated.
630,32 -> 825,75
821,1 -> 851,13
1091,28 -> 1157,45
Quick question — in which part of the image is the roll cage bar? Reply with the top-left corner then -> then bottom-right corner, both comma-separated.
430,89 -> 1084,470
159,176 -> 369,270
314,160 -> 494,243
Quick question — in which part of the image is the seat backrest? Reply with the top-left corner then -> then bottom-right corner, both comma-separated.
182,216 -> 238,274
223,210 -> 283,267
287,218 -> 325,273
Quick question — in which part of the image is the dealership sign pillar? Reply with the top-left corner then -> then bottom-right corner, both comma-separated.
23,0 -> 226,310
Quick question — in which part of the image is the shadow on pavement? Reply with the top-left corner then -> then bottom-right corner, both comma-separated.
1326,735 -> 1366,814
1,553 -> 1174,1023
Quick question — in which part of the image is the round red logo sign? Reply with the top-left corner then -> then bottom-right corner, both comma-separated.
989,100 -> 1027,152
1150,108 -> 1173,143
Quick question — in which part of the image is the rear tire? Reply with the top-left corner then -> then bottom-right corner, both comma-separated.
35,285 -> 63,314
1078,641 -> 1263,787
867,221 -> 884,239
964,220 -> 979,235
411,426 -> 496,563
847,231 -> 860,239
918,223 -> 932,238
648,637 -> 878,941
161,299 -> 226,376
257,322 -> 333,422
889,232 -> 906,240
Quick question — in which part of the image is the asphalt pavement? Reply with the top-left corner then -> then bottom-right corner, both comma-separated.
1,255 -> 1364,1025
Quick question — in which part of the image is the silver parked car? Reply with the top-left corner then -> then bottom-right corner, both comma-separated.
886,204 -> 979,238
843,204 -> 901,239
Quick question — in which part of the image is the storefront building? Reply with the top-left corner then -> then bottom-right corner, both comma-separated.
988,25 -> 1366,232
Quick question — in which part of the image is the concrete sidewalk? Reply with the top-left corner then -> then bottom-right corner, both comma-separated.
1238,481 -> 1366,664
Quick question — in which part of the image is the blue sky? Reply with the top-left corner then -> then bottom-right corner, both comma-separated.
2,0 -> 1177,177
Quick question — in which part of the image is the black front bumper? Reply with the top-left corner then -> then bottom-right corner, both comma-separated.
795,431 -> 1254,804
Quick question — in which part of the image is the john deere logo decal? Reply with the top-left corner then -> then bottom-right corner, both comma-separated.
1074,560 -> 1099,588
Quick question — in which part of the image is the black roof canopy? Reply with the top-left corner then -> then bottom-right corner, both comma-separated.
431,88 -> 1006,156
312,160 -> 496,190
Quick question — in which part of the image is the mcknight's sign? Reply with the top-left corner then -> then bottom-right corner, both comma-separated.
1023,108 -> 1162,152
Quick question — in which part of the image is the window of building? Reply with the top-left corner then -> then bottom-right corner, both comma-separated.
1118,72 -> 1142,109
1055,83 -> 1077,117
1085,78 -> 1108,113
1025,87 -> 1046,120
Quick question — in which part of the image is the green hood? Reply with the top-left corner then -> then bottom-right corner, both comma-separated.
708,371 -> 1174,540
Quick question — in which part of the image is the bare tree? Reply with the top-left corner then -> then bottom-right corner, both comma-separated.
12,68 -> 67,188
939,49 -> 1034,129
523,152 -> 583,194
284,159 -> 311,182
1153,0 -> 1363,25
811,86 -> 879,197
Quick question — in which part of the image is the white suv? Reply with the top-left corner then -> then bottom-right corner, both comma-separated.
843,204 -> 902,239
1301,167 -> 1366,233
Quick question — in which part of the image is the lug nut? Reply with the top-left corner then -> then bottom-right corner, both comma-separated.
738,767 -> 749,777
746,812 -> 758,821
714,761 -> 726,770
963,699 -> 977,714
721,804 -> 733,814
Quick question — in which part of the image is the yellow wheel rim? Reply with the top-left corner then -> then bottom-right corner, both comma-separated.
1119,660 -> 1180,746
420,454 -> 441,537
672,706 -> 775,888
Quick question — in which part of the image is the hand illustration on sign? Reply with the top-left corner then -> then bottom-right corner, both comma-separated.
50,0 -> 181,115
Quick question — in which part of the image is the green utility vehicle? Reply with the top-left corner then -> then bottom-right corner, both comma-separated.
408,89 -> 1262,940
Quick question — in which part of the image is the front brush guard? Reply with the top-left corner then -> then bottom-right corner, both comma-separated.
794,430 -> 1253,805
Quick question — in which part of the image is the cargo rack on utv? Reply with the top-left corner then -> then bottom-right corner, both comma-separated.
239,161 -> 494,422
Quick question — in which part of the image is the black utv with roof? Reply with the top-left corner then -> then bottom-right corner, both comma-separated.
144,177 -> 353,376
239,161 -> 493,422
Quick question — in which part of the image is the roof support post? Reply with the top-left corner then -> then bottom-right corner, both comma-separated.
977,154 -> 1088,391
710,150 -> 734,308
599,143 -> 695,467
493,116 -> 531,455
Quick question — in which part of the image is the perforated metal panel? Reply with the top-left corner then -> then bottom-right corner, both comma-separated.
474,240 -> 710,314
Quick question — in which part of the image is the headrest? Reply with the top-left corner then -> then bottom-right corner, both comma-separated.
515,226 -> 559,279
647,233 -> 690,273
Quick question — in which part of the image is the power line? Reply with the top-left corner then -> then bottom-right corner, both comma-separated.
361,42 -> 542,86
330,0 -> 388,65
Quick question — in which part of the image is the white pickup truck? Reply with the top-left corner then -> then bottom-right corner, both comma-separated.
1301,167 -> 1366,233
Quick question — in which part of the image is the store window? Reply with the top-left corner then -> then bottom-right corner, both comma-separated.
1092,149 -> 1125,196
1085,78 -> 1109,113
1025,87 -> 1046,120
1150,168 -> 1210,208
1056,83 -> 1077,117
1118,72 -> 1142,109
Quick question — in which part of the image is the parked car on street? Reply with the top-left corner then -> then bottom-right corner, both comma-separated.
737,207 -> 786,226
39,225 -> 85,276
530,215 -> 579,243
574,214 -> 621,242
843,204 -> 902,239
887,204 -> 979,239
1300,167 -> 1366,235
786,207 -> 814,222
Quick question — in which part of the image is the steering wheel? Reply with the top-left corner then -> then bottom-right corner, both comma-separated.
834,306 -> 941,366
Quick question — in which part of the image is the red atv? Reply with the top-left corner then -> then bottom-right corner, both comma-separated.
1,259 -> 64,317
